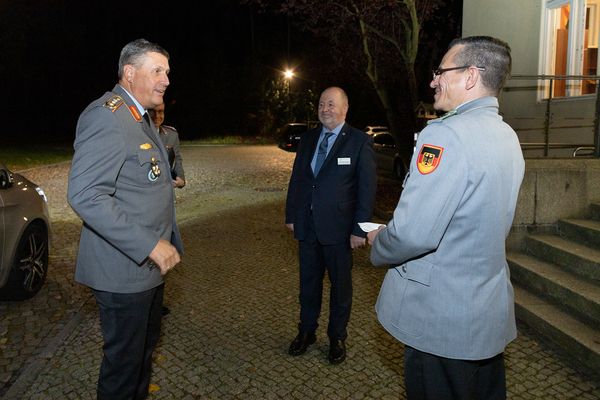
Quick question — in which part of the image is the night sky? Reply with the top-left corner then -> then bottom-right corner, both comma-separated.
0,0 -> 460,144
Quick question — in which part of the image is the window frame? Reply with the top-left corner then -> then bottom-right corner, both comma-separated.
539,0 -> 592,99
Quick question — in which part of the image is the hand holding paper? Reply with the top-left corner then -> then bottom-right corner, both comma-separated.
358,222 -> 386,233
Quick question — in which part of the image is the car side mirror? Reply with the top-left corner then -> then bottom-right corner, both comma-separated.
0,169 -> 13,189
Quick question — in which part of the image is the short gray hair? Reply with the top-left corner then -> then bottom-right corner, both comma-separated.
118,38 -> 169,79
449,36 -> 512,95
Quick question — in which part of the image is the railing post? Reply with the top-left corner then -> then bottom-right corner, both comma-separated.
594,79 -> 600,158
544,78 -> 553,157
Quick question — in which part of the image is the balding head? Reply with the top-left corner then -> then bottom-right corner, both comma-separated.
318,87 -> 349,131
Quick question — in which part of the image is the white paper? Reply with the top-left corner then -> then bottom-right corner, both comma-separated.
358,222 -> 385,232
337,157 -> 351,165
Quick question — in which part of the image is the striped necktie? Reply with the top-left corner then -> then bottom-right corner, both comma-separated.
314,131 -> 333,175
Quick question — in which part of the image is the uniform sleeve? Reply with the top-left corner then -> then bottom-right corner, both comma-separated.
352,135 -> 377,237
67,106 -> 159,264
172,131 -> 185,180
370,123 -> 468,266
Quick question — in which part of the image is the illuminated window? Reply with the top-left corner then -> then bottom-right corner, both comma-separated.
540,0 -> 600,98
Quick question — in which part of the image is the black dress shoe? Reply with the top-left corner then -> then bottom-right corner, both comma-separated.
288,332 -> 317,356
328,339 -> 346,364
161,306 -> 171,316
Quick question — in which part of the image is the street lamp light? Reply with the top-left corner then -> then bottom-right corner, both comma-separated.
284,69 -> 295,80
283,69 -> 295,121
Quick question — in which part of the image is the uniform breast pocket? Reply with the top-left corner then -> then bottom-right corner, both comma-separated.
124,150 -> 164,187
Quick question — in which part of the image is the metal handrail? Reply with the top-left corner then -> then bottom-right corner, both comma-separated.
507,75 -> 600,158
573,146 -> 595,157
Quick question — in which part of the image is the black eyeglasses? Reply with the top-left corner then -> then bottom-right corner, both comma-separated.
432,65 -> 485,80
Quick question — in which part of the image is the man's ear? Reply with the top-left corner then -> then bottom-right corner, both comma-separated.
465,67 -> 479,91
124,65 -> 135,82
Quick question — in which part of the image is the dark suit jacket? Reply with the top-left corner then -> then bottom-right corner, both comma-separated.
285,123 -> 376,245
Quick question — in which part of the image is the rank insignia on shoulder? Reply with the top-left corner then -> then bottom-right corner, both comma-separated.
103,96 -> 124,112
440,109 -> 457,120
427,109 -> 457,125
128,105 -> 142,122
140,143 -> 153,150
417,144 -> 444,175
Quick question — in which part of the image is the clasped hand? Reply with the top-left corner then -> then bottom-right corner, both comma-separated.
149,239 -> 181,275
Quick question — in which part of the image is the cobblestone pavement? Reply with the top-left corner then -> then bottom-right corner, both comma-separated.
1,145 -> 599,399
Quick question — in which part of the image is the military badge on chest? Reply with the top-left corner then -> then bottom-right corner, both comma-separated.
148,157 -> 161,181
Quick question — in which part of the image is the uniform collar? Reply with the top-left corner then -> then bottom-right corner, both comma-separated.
455,96 -> 498,115
117,84 -> 147,117
429,96 -> 499,124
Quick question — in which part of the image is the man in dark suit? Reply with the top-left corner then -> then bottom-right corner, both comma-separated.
68,39 -> 182,400
285,86 -> 376,364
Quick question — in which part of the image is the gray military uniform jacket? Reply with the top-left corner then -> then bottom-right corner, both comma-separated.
371,97 -> 524,360
158,125 -> 185,180
68,85 -> 183,293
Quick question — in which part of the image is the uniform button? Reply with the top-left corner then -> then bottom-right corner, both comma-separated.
401,265 -> 407,273
312,185 -> 316,188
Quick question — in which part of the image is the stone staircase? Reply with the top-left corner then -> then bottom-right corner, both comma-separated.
507,203 -> 600,374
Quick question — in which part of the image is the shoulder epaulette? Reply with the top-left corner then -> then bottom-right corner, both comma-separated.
163,124 -> 178,132
103,95 -> 124,112
427,109 -> 457,125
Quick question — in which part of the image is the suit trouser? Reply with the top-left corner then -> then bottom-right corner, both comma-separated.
404,346 -> 506,400
297,217 -> 353,340
93,283 -> 164,400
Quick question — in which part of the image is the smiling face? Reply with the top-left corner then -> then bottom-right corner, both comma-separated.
123,51 -> 170,110
430,45 -> 467,112
150,103 -> 165,127
318,88 -> 348,131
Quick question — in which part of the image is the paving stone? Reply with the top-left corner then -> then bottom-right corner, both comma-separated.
1,146 -> 599,399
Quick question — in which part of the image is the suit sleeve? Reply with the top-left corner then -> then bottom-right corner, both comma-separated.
285,141 -> 303,224
370,124 -> 467,266
352,135 -> 377,237
67,106 -> 160,264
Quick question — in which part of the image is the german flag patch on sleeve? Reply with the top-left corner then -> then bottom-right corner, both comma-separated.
416,144 -> 444,174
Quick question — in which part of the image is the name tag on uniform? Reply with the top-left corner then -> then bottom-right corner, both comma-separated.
338,157 -> 351,165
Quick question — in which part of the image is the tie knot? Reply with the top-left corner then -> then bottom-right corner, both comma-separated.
319,132 -> 333,151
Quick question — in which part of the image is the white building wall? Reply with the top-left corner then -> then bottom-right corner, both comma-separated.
463,0 -> 597,157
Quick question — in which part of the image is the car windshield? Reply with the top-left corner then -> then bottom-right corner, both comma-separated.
288,125 -> 307,135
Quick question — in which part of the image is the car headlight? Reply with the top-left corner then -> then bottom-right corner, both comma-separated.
35,187 -> 48,203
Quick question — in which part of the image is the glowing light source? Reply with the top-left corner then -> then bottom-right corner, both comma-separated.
284,69 -> 295,80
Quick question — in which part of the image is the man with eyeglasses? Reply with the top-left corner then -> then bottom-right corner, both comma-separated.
367,36 -> 524,399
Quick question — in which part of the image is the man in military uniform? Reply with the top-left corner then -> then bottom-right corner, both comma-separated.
149,102 -> 185,318
68,38 -> 182,400
368,36 -> 524,399
149,102 -> 185,188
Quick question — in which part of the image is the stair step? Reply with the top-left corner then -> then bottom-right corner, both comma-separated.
591,203 -> 600,221
526,235 -> 600,282
559,218 -> 600,248
514,284 -> 600,373
508,252 -> 600,326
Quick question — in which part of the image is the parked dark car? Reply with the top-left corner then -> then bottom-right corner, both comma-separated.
277,122 -> 319,152
363,125 -> 389,135
372,132 -> 413,180
0,162 -> 50,300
